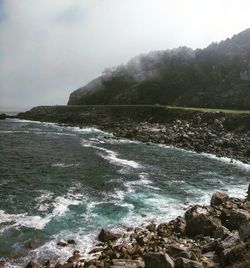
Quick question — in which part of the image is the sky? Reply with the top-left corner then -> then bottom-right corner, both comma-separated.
0,0 -> 250,110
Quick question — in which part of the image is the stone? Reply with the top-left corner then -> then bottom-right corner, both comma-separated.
210,192 -> 229,207
221,244 -> 246,266
227,209 -> 250,231
239,219 -> 250,241
175,257 -> 203,268
67,239 -> 76,245
146,223 -> 156,232
144,253 -> 174,268
57,240 -> 68,247
0,113 -> 7,120
167,245 -> 191,259
25,262 -> 40,268
185,213 -> 221,237
136,235 -> 148,247
67,252 -> 82,263
98,229 -> 121,242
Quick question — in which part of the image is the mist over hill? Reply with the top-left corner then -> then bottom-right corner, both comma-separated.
68,29 -> 250,109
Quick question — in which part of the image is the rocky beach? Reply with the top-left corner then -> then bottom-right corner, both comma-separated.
25,185 -> 250,268
16,105 -> 250,164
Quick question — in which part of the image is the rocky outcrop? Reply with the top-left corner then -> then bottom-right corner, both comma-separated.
0,113 -> 7,120
98,229 -> 121,243
26,184 -> 250,268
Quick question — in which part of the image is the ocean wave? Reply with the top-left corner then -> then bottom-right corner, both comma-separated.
200,152 -> 250,170
0,210 -> 50,232
81,142 -> 142,168
51,163 -> 80,168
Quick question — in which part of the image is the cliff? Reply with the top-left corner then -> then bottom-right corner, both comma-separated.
68,29 -> 250,109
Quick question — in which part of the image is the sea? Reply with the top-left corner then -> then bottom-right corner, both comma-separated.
0,118 -> 249,267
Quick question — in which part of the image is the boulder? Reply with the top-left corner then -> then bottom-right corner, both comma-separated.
227,209 -> 250,231
185,213 -> 221,237
25,262 -> 40,268
98,229 -> 121,242
221,244 -> 246,266
239,219 -> 250,241
210,192 -> 229,207
167,245 -> 191,259
175,257 -> 203,268
144,253 -> 174,268
0,113 -> 7,120
57,240 -> 68,247
67,239 -> 76,245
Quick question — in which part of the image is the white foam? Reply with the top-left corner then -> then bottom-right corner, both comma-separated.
51,163 -> 80,168
35,191 -> 54,212
200,152 -> 250,170
51,196 -> 81,217
81,142 -> 142,168
0,210 -> 50,232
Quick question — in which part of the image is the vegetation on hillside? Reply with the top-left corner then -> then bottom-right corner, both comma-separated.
68,29 -> 250,109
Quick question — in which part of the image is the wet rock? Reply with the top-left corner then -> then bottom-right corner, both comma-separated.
98,229 -> 121,242
25,261 -> 40,268
144,253 -> 174,268
67,239 -> 76,245
175,257 -> 203,268
210,192 -> 229,207
57,240 -> 68,247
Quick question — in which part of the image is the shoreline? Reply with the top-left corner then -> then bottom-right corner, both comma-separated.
15,105 -> 250,164
25,186 -> 250,268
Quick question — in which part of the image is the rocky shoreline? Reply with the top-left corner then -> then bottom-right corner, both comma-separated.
16,105 -> 250,164
26,186 -> 250,268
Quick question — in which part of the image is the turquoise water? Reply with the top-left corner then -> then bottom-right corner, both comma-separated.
0,119 -> 249,267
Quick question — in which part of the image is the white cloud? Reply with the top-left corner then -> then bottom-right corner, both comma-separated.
0,0 -> 249,109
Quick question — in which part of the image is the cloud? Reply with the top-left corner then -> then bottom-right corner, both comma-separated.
0,0 -> 250,109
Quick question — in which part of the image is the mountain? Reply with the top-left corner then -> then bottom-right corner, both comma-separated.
68,29 -> 250,109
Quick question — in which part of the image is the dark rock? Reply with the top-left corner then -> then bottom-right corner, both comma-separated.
146,223 -> 156,232
25,261 -> 40,268
167,245 -> 191,259
67,239 -> 76,245
226,209 -> 250,231
88,248 -> 103,254
221,243 -> 246,266
0,113 -> 7,120
210,192 -> 229,207
98,229 -> 121,242
136,235 -> 148,247
175,257 -> 203,268
144,253 -> 174,268
57,240 -> 68,247
239,219 -> 250,241
185,213 -> 221,237
67,252 -> 82,263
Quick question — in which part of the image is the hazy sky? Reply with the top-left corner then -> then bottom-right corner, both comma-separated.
0,0 -> 249,110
